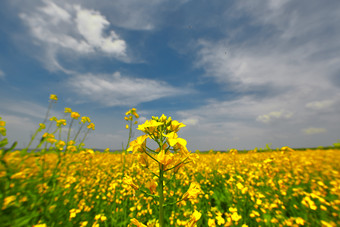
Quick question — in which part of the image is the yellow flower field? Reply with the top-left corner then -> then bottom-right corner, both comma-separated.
1,148 -> 339,226
1,96 -> 339,226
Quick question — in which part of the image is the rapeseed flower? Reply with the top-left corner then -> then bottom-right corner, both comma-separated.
129,218 -> 147,227
56,119 -> 66,127
137,120 -> 164,135
157,149 -> 174,168
49,94 -> 58,101
123,176 -> 139,190
145,179 -> 158,194
2,195 -> 16,210
81,116 -> 91,123
127,135 -> 148,154
186,210 -> 201,227
87,123 -> 95,130
182,182 -> 202,200
71,112 -> 80,119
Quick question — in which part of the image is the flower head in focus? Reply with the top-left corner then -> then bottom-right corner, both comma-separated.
127,135 -> 148,154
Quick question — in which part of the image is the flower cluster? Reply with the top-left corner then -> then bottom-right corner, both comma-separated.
127,114 -> 196,170
126,113 -> 202,226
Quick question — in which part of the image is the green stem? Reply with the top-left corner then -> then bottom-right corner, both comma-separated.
158,164 -> 165,227
66,118 -> 74,144
78,128 -> 90,150
73,123 -> 84,143
122,120 -> 133,179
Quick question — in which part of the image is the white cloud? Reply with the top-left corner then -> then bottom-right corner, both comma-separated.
302,127 -> 326,135
305,100 -> 334,110
182,118 -> 198,126
68,72 -> 192,106
256,110 -> 293,124
1,114 -> 38,148
1,100 -> 56,120
189,0 -> 340,150
19,1 -> 127,71
75,5 -> 126,55
195,0 -> 340,93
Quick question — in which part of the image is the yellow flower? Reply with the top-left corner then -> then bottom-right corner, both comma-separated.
168,120 -> 186,132
126,124 -> 129,129
126,108 -> 139,118
165,132 -> 187,148
2,195 -> 16,209
127,135 -> 148,154
295,217 -> 305,225
321,220 -> 336,227
0,127 -> 6,136
50,116 -> 57,121
186,210 -> 202,227
137,120 -> 164,134
81,116 -> 91,123
302,196 -> 317,210
49,94 -> 58,101
231,212 -> 242,222
80,221 -> 88,227
71,112 -> 80,119
33,224 -> 47,227
216,215 -> 225,225
87,123 -> 95,130
145,179 -> 158,194
281,146 -> 294,153
123,176 -> 139,190
0,120 -> 5,127
229,207 -> 238,213
39,123 -> 46,129
67,145 -> 77,152
130,218 -> 147,227
64,107 -> 72,113
229,149 -> 238,154
56,119 -> 67,127
69,208 -> 81,219
95,214 -> 107,222
56,140 -> 66,151
157,149 -> 174,168
182,182 -> 202,200
208,218 -> 216,227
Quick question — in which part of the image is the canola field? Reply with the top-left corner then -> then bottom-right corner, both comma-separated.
1,148 -> 340,226
0,95 -> 339,227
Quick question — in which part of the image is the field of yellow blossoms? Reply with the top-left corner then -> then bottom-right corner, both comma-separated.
0,95 -> 339,227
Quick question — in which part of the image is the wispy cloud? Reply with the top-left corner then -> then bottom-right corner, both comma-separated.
195,0 -> 340,94
67,72 -> 192,106
302,127 -> 327,135
0,100 -> 56,119
256,110 -> 293,124
305,100 -> 335,110
19,1 -> 127,71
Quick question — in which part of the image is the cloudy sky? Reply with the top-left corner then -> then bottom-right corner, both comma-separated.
1,0 -> 340,151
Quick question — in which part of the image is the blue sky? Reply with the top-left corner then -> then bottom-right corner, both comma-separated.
1,0 -> 340,151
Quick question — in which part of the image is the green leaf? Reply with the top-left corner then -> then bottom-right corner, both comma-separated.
0,138 -> 8,148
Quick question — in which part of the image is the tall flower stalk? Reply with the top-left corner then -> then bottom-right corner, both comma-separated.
122,108 -> 139,179
124,114 -> 202,227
